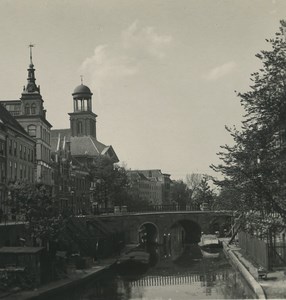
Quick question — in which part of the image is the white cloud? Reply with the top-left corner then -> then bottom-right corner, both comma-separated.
122,20 -> 173,59
204,61 -> 237,81
81,44 -> 138,92
80,21 -> 173,96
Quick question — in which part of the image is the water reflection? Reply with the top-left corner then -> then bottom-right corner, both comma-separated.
51,240 -> 256,300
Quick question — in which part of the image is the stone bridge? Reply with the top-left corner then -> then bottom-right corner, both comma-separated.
89,211 -> 233,245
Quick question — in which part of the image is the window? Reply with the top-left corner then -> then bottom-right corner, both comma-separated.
20,164 -> 23,179
25,104 -> 30,115
28,125 -> 36,137
19,145 -> 22,159
77,121 -> 83,134
23,147 -> 26,160
0,141 -> 5,156
31,103 -> 36,114
8,140 -> 12,155
14,142 -> 17,156
14,162 -> 17,180
9,161 -> 12,179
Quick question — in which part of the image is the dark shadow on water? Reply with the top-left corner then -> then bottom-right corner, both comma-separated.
173,243 -> 203,267
114,263 -> 149,281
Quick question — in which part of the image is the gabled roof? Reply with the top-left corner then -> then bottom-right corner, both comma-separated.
0,104 -> 31,137
70,136 -> 107,156
50,128 -> 119,162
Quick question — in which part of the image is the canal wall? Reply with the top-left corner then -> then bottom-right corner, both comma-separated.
222,242 -> 266,299
2,261 -> 116,300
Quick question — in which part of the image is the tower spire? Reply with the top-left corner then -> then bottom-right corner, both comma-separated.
28,43 -> 34,66
80,75 -> 84,85
24,44 -> 39,93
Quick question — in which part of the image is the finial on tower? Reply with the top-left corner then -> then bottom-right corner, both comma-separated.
80,75 -> 84,85
28,43 -> 35,65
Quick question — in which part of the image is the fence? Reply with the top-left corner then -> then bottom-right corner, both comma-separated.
238,231 -> 286,270
238,232 -> 269,269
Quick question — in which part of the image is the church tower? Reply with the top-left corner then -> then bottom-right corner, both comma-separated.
15,45 -> 52,186
20,45 -> 45,117
69,82 -> 97,138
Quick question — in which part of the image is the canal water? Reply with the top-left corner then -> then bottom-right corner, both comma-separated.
51,244 -> 256,300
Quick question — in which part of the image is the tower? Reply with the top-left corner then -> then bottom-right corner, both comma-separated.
15,45 -> 52,185
20,44 -> 45,118
69,83 -> 97,138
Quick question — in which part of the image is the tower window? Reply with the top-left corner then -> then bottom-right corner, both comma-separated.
77,121 -> 83,134
31,103 -> 36,114
25,104 -> 30,115
28,125 -> 36,137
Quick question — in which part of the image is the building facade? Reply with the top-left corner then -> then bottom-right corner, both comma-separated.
0,104 -> 35,221
127,169 -> 172,206
51,83 -> 119,213
1,48 -> 52,187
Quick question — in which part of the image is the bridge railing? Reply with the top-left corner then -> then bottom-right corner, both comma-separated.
93,204 -> 202,215
128,204 -> 201,213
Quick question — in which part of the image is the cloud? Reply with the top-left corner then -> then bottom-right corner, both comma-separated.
80,45 -> 138,92
121,21 -> 173,59
80,21 -> 173,95
204,61 -> 237,81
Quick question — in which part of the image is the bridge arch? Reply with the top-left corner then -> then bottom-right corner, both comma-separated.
168,219 -> 202,244
138,222 -> 159,245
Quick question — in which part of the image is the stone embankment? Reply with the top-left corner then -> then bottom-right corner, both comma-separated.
223,240 -> 286,299
0,258 -> 116,300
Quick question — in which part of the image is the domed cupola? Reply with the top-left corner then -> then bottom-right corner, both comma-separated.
69,80 -> 97,138
72,84 -> 92,97
72,83 -> 93,112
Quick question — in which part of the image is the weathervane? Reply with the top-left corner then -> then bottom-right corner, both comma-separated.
28,43 -> 35,65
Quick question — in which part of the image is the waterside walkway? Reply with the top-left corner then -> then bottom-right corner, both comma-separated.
223,240 -> 286,299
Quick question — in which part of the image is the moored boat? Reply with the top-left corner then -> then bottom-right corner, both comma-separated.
116,248 -> 150,268
199,234 -> 222,258
200,248 -> 220,258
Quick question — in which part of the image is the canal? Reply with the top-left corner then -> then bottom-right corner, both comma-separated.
50,241 -> 256,300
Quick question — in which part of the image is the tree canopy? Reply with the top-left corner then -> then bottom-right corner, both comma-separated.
211,21 -> 286,231
8,182 -> 64,246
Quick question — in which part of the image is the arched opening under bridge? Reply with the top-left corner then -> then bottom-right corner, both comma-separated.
138,222 -> 158,245
172,219 -> 202,244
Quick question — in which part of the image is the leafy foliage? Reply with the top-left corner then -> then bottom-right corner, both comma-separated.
211,21 -> 286,228
170,180 -> 189,206
192,177 -> 216,209
8,182 -> 64,245
89,156 -> 130,207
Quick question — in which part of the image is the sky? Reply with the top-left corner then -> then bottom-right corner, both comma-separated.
0,0 -> 285,180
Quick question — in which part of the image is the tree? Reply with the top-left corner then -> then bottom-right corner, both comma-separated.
89,156 -> 129,208
170,180 -> 189,208
192,176 -> 216,209
211,20 -> 286,233
185,173 -> 203,201
8,181 -> 64,246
